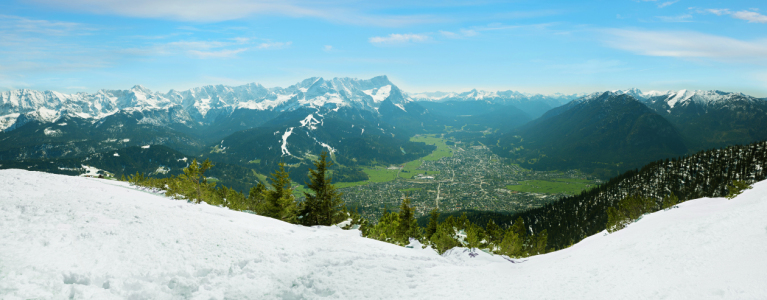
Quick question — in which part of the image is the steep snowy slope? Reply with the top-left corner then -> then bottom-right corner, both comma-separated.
1,169 -> 766,299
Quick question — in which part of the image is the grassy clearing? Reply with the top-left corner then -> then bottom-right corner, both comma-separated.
251,170 -> 269,186
411,135 -> 452,161
506,178 -> 596,195
332,166 -> 400,189
331,135 -> 451,187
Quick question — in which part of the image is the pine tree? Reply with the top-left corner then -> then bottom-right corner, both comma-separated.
530,229 -> 548,255
300,152 -> 344,226
425,209 -> 439,240
726,180 -> 753,199
498,228 -> 522,257
430,221 -> 460,254
661,192 -> 679,209
247,182 -> 267,213
510,217 -> 527,239
397,197 -> 421,243
485,220 -> 503,245
178,158 -> 214,203
366,210 -> 401,244
465,224 -> 482,250
264,162 -> 298,223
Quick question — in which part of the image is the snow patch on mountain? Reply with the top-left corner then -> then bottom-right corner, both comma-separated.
0,113 -> 20,130
363,85 -> 392,102
299,114 -> 321,130
281,127 -> 294,156
43,127 -> 62,137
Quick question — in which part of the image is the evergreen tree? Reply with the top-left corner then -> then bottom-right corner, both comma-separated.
425,209 -> 439,240
726,180 -> 753,199
430,221 -> 460,254
485,220 -> 503,244
465,224 -> 482,251
661,192 -> 679,209
510,217 -> 527,239
263,162 -> 298,223
300,152 -> 344,226
397,197 -> 421,243
498,228 -> 522,257
530,229 -> 549,255
366,210 -> 401,244
247,182 -> 267,213
177,158 -> 215,203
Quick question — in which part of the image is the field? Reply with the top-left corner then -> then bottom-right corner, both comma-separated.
333,166 -> 399,189
332,135 -> 451,187
411,135 -> 453,161
506,178 -> 596,195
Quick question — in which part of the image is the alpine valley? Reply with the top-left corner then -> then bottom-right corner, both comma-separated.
2,76 -> 766,219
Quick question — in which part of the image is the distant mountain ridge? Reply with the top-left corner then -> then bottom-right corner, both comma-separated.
410,89 -> 584,118
491,92 -> 689,177
0,76 -> 411,132
601,89 -> 767,151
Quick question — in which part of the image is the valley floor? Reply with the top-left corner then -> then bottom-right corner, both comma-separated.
1,169 -> 765,299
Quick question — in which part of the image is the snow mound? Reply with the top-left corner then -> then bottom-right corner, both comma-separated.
1,169 -> 766,299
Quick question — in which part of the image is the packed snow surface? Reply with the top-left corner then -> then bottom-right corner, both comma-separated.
1,169 -> 766,299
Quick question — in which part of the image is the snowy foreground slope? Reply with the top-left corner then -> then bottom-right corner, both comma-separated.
1,170 -> 766,299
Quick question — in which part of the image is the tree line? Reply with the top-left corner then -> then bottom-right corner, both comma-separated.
127,151 -> 551,258
127,140 -> 767,258
498,140 -> 767,250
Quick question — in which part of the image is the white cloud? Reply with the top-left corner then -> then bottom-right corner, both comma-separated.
324,45 -> 333,51
657,14 -> 692,22
657,1 -> 678,8
231,37 -> 251,43
696,8 -> 767,23
601,29 -> 767,61
439,29 -> 477,38
369,33 -> 429,45
122,37 -> 288,58
28,0 -> 442,26
189,48 -> 248,58
704,9 -> 731,16
256,41 -> 291,49
167,40 -> 230,50
0,14 -> 91,36
732,11 -> 767,23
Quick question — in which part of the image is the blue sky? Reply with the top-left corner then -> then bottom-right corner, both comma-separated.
1,0 -> 766,96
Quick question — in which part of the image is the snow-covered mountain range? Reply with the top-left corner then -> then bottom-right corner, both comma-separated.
8,76 -> 730,133
0,76 -> 411,132
409,89 -> 583,107
577,88 -> 764,111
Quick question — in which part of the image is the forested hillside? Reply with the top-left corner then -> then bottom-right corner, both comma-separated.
490,93 -> 688,178
506,140 -> 767,249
